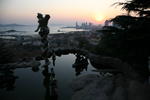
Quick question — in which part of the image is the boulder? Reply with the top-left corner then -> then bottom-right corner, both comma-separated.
71,74 -> 150,100
0,58 -> 40,69
71,74 -> 114,100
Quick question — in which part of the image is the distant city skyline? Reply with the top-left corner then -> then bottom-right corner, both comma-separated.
0,0 -> 125,25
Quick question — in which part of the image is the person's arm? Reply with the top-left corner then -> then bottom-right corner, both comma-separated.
35,25 -> 40,32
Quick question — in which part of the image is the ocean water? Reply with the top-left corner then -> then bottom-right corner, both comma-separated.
0,25 -> 87,36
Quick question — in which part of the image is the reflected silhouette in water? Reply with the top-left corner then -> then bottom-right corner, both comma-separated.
42,48 -> 49,59
0,68 -> 17,91
52,51 -> 56,66
32,66 -> 40,72
35,13 -> 58,100
73,53 -> 89,76
50,68 -> 57,98
42,59 -> 58,100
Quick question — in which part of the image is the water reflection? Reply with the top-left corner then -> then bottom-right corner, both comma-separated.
0,68 -> 17,91
0,52 -> 95,100
72,53 -> 89,76
52,51 -> 56,66
42,58 -> 58,100
32,66 -> 40,72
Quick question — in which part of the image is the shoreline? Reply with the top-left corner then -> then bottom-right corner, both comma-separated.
1,30 -> 150,100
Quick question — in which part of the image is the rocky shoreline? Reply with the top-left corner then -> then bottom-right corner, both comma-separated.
71,74 -> 150,100
0,33 -> 150,100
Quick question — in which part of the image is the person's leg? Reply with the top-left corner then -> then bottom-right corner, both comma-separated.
43,34 -> 48,49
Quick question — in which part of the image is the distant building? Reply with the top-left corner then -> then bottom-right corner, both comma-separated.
76,22 -> 79,29
88,22 -> 93,27
76,21 -> 93,29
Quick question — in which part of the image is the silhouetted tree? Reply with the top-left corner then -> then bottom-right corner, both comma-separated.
96,0 -> 150,78
113,0 -> 150,17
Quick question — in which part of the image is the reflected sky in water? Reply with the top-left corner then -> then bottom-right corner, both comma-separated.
0,54 -> 97,100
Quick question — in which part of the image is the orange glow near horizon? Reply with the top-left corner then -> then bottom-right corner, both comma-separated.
0,0 -> 125,25
94,14 -> 105,24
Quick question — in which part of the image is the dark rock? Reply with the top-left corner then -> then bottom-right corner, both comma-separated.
71,74 -> 150,100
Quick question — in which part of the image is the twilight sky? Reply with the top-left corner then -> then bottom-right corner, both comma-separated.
0,0 -> 125,25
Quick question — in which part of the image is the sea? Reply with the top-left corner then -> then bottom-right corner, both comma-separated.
0,25 -> 88,36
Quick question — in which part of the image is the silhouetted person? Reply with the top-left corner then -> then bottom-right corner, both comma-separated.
35,13 -> 50,43
42,48 -> 49,60
35,13 -> 43,33
50,68 -> 55,79
81,56 -> 88,71
52,51 -> 56,66
42,61 -> 58,100
75,53 -> 82,63
35,13 -> 50,59
75,65 -> 82,76
73,54 -> 89,76
42,64 -> 51,100
50,68 -> 58,99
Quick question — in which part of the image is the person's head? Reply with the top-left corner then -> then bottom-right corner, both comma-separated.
37,13 -> 43,19
45,14 -> 50,20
